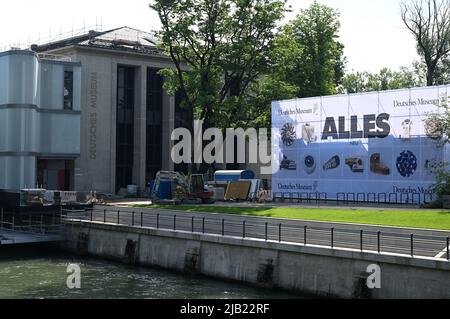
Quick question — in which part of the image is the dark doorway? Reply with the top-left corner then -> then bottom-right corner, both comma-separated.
37,159 -> 74,191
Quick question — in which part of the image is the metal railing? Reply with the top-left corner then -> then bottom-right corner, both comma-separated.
271,191 -> 435,205
0,209 -> 64,237
62,208 -> 450,261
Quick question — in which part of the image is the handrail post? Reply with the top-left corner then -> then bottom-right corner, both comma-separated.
265,222 -> 268,241
132,211 -> 135,227
279,224 -> 282,243
141,212 -> 143,228
304,226 -> 307,246
173,215 -> 176,231
222,219 -> 225,236
157,214 -> 160,229
243,221 -> 246,238
360,230 -> 363,252
411,234 -> 414,257
331,228 -> 334,248
90,209 -> 93,222
377,231 -> 381,253
117,210 -> 120,225
192,216 -> 195,233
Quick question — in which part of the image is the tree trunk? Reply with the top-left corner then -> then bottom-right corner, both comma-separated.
427,70 -> 434,86
426,62 -> 436,86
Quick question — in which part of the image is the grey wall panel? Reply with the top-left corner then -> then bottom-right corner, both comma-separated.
6,54 -> 39,105
39,113 -> 80,154
39,63 -> 64,109
0,53 -> 39,105
0,109 -> 39,152
0,155 -> 36,189
0,55 -> 10,105
72,67 -> 82,111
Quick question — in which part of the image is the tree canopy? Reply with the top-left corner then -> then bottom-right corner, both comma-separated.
339,66 -> 425,94
150,0 -> 288,129
268,2 -> 346,98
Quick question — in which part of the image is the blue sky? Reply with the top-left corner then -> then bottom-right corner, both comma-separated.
0,0 -> 418,73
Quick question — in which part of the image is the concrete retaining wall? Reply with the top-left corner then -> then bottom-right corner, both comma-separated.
62,221 -> 450,299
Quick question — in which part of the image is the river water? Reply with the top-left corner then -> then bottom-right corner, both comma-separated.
0,245 -> 299,299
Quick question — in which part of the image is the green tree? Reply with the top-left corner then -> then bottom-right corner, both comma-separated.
274,2 -> 346,98
150,0 -> 288,129
339,66 -> 425,94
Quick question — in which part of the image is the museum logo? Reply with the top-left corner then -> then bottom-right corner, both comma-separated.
278,104 -> 319,117
393,97 -> 441,108
278,108 -> 313,116
393,185 -> 433,195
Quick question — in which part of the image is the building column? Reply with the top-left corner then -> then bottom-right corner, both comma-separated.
162,83 -> 175,171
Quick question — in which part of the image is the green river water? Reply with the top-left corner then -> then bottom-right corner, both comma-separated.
0,245 -> 299,299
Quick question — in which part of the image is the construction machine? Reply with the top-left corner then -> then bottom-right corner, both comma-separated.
151,171 -> 215,204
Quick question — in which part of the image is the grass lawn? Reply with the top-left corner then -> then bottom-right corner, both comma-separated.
133,204 -> 450,231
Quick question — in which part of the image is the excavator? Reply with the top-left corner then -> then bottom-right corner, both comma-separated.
151,171 -> 215,204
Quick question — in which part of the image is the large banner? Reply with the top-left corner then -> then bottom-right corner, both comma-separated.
272,85 -> 450,204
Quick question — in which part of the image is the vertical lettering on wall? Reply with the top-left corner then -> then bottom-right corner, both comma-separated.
89,72 -> 98,160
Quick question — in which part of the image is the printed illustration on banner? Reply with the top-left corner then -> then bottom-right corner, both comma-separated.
396,150 -> 417,177
370,153 -> 390,175
323,155 -> 340,171
304,155 -> 317,175
280,155 -> 297,171
302,124 -> 318,144
281,123 -> 296,147
346,157 -> 364,173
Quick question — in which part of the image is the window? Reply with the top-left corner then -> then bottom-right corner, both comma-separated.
116,66 -> 135,191
64,71 -> 74,110
146,68 -> 163,182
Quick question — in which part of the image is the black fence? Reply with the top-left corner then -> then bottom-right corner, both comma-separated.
271,191 -> 435,205
62,208 -> 450,261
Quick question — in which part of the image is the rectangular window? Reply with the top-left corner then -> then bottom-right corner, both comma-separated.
64,71 -> 74,110
146,68 -> 164,182
116,66 -> 135,191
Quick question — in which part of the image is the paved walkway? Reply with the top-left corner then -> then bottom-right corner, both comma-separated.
70,205 -> 450,261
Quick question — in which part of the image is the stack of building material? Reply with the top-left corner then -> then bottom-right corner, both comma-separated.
224,181 -> 252,201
